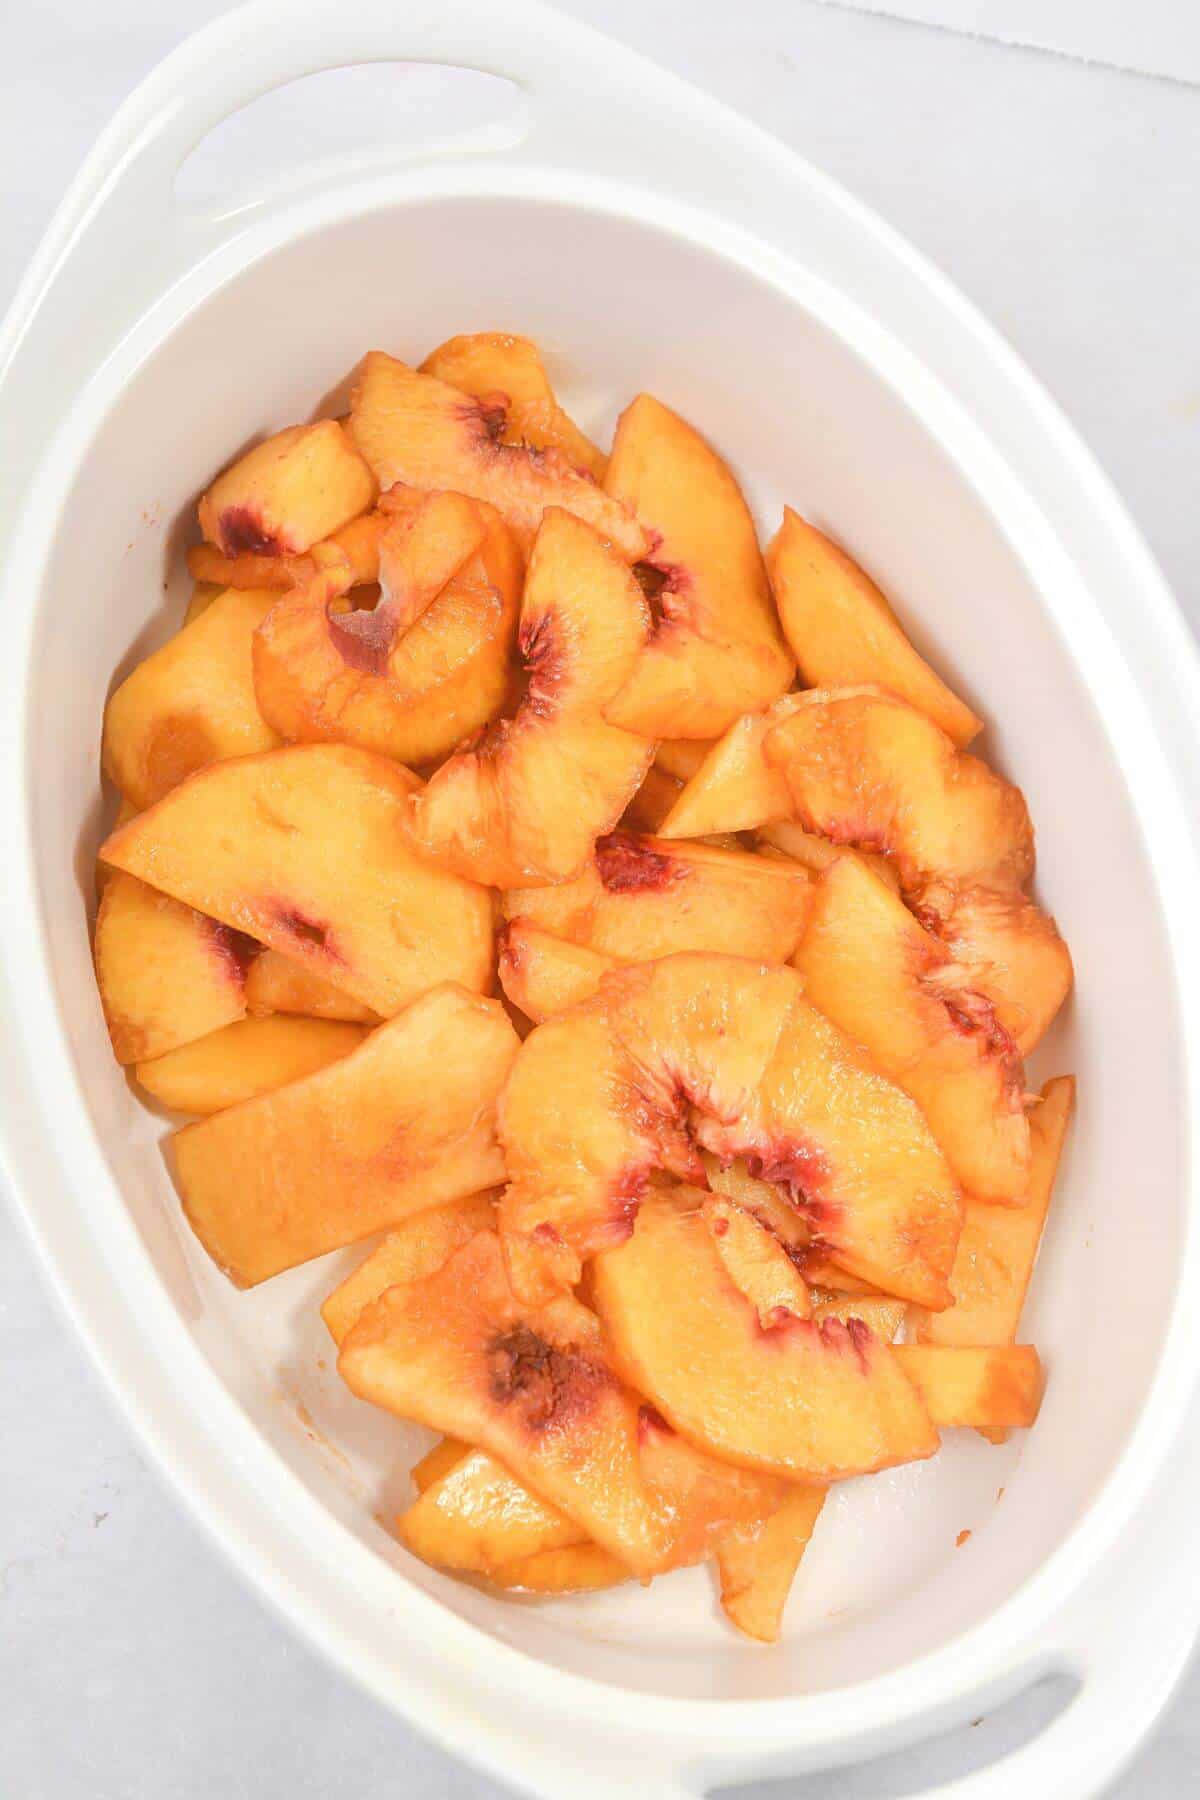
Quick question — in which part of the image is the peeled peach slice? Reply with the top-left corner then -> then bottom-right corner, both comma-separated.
600,395 -> 793,737
411,510 -> 653,887
795,854 -> 1030,1203
421,332 -> 606,479
398,1445 -> 587,1576
184,580 -> 225,625
498,922 -> 614,1024
914,880 -> 1073,1055
321,1190 -> 498,1345
657,695 -> 809,839
757,821 -> 902,894
244,949 -> 380,1024
812,1292 -> 908,1341
654,739 -> 710,783
198,421 -> 375,558
500,955 -> 962,1308
102,589 -> 280,809
893,1345 -> 1043,1431
593,1191 -> 938,1481
621,764 -> 684,834
338,1230 -> 674,1574
917,1077 -> 1074,1347
767,509 -> 981,746
135,1014 -> 368,1114
252,492 -> 521,767
94,872 -> 250,1064
503,832 -> 811,967
637,1406 -> 783,1570
187,510 -> 387,594
716,1485 -> 827,1643
489,1544 -> 630,1593
702,1193 -> 812,1325
99,744 -> 495,1019
349,352 -> 644,556
174,986 -> 518,1286
763,688 -> 1034,894
703,1154 -> 882,1296
411,1437 -> 470,1495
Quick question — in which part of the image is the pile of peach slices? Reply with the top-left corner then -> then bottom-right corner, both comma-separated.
94,332 -> 1075,1642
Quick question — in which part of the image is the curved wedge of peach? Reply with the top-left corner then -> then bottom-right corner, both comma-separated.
184,580 -> 226,625
99,743 -> 494,1018
637,1406 -> 782,1570
763,688 -> 1034,894
253,493 -> 521,766
656,694 -> 809,839
621,764 -> 683,834
601,395 -> 793,738
198,421 -> 376,558
703,1153 -> 880,1296
593,1190 -> 938,1481
174,987 -> 518,1286
411,509 -> 653,887
702,1193 -> 813,1326
502,831 -> 811,966
757,820 -> 902,893
767,509 -> 982,746
893,1345 -> 1043,1431
349,352 -> 644,556
321,1190 -> 498,1346
398,1445 -> 589,1576
716,1485 -> 827,1643
914,880 -> 1073,1055
243,948 -> 380,1024
94,871 -> 251,1065
135,1014 -> 368,1115
411,1437 -> 470,1495
499,922 -> 614,1025
337,1229 -> 674,1574
103,589 -> 281,809
421,332 -> 606,479
795,854 -> 1030,1203
499,954 -> 963,1308
489,1544 -> 631,1593
187,511 -> 388,594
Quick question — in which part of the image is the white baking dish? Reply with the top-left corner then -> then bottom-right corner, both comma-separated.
3,2 -> 1200,1794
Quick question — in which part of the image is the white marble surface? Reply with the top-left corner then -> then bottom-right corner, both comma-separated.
3,2 -> 1199,1795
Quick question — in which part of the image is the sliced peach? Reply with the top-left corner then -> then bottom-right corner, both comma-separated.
503,832 -> 811,966
198,421 -> 376,558
338,1230 -> 673,1574
795,854 -> 1030,1203
763,688 -> 1034,894
94,872 -> 250,1064
703,1154 -> 887,1297
767,509 -> 981,746
412,510 -> 653,887
757,821 -> 902,894
243,948 -> 380,1024
252,493 -> 520,768
717,1485 -> 827,1643
499,921 -> 614,1024
893,1345 -> 1043,1431
348,352 -> 644,556
174,986 -> 518,1286
398,1445 -> 586,1575
135,1014 -> 368,1114
621,764 -> 683,834
500,955 -> 962,1308
702,1193 -> 812,1325
917,1077 -> 1074,1347
187,510 -> 387,594
914,880 -> 1073,1055
420,332 -> 606,479
184,580 -> 225,625
321,1190 -> 499,1346
600,395 -> 793,737
654,739 -> 710,783
102,589 -> 280,809
411,1437 -> 470,1495
99,744 -> 494,1018
811,1292 -> 908,1341
489,1544 -> 631,1593
593,1191 -> 938,1481
637,1406 -> 783,1570
657,695 -> 809,839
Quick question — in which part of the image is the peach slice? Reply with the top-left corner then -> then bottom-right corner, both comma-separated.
757,820 -> 902,894
498,921 -> 614,1025
187,510 -> 387,594
716,1485 -> 827,1643
702,1193 -> 812,1325
348,352 -> 645,556
244,948 -> 380,1024
321,1190 -> 498,1346
94,872 -> 250,1065
767,509 -> 982,746
99,743 -> 495,1019
657,695 -> 809,839
811,1292 -> 908,1341
420,332 -> 607,479
398,1445 -> 588,1576
102,589 -> 281,809
593,1191 -> 938,1481
917,1077 -> 1074,1347
601,395 -> 793,738
893,1345 -> 1043,1431
489,1544 -> 631,1593
654,739 -> 710,783
703,1154 -> 888,1296
338,1230 -> 674,1574
795,854 -> 1030,1203
198,420 -> 376,558
500,956 -> 962,1308
183,580 -> 225,626
174,986 -> 518,1286
253,492 -> 521,767
411,1437 -> 470,1495
914,880 -> 1073,1055
503,832 -> 812,967
763,688 -> 1034,894
135,1014 -> 368,1114
621,764 -> 683,834
411,510 -> 654,887
637,1406 -> 783,1570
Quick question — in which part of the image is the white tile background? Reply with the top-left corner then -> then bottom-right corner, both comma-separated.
2,3 -> 1198,1795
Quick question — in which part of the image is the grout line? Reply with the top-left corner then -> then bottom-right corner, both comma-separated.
805,0 -> 1200,94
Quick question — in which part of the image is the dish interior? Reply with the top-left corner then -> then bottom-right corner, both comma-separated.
28,193 -> 1186,1700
